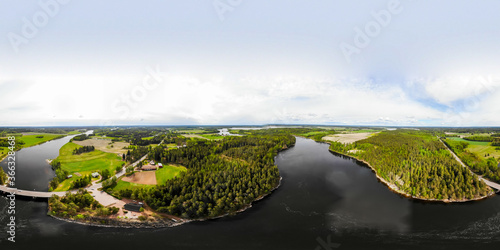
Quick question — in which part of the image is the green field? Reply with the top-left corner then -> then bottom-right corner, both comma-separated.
0,147 -> 8,161
467,145 -> 500,160
156,164 -> 187,184
54,142 -> 124,191
142,136 -> 154,140
447,137 -> 490,146
200,134 -> 226,140
112,180 -> 153,193
67,130 -> 83,135
299,131 -> 335,137
175,129 -> 206,134
18,134 -> 65,148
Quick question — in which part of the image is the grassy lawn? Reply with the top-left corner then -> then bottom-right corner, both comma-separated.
200,134 -> 226,140
67,130 -> 82,135
112,179 -> 154,193
54,142 -> 125,191
299,131 -> 334,137
142,136 -> 154,140
156,164 -> 187,185
447,137 -> 490,146
467,145 -> 500,160
18,134 -> 65,148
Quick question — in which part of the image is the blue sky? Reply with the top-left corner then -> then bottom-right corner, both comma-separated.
1,0 -> 500,126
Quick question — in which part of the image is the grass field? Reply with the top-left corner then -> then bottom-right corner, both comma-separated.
0,147 -> 8,161
112,180 -> 154,193
299,131 -> 335,137
447,137 -> 490,146
67,130 -> 82,135
200,134 -> 226,140
467,145 -> 500,159
156,164 -> 187,185
54,142 -> 125,191
142,136 -> 154,140
18,134 -> 65,148
176,129 -> 206,134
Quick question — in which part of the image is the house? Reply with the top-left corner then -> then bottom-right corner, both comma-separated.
158,163 -> 163,168
91,172 -> 100,178
124,203 -> 143,212
149,160 -> 155,165
67,175 -> 73,179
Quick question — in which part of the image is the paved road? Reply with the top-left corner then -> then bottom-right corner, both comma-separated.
440,138 -> 500,192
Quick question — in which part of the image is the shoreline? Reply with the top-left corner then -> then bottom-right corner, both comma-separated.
47,176 -> 284,229
328,148 -> 495,203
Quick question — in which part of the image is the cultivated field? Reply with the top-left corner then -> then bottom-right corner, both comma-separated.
73,138 -> 130,155
322,132 -> 377,144
54,142 -> 125,191
19,133 -> 65,147
122,171 -> 157,185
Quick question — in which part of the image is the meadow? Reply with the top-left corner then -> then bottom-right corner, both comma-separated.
54,142 -> 124,191
155,164 -> 187,185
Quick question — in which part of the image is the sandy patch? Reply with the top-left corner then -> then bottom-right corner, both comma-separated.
322,132 -> 376,144
122,171 -> 157,185
73,138 -> 130,155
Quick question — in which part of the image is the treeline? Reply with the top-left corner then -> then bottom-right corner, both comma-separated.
330,130 -> 491,200
444,139 -> 500,183
73,146 -> 95,155
0,138 -> 25,151
463,136 -> 495,142
72,175 -> 92,189
49,160 -> 68,191
49,189 -> 118,219
72,134 -> 91,141
0,168 -> 8,185
119,134 -> 295,219
125,146 -> 149,163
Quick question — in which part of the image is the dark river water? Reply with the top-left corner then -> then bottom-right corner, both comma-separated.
1,136 -> 500,250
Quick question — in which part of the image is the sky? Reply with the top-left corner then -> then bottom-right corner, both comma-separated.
1,0 -> 500,127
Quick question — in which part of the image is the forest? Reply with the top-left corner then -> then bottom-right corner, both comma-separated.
329,130 -> 492,200
118,134 -> 295,219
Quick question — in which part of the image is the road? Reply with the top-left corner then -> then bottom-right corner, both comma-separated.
0,153 -> 149,202
439,138 -> 500,192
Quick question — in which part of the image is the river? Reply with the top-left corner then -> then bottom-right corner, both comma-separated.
1,136 -> 500,249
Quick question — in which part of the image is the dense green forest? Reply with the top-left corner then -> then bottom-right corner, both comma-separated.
119,134 -> 295,219
444,139 -> 500,183
329,130 -> 492,200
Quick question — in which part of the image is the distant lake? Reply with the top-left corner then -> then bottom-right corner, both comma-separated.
1,137 -> 500,249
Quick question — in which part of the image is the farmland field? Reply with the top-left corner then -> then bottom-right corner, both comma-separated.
54,142 -> 125,191
19,134 -> 65,147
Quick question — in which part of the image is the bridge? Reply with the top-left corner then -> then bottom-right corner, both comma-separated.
0,153 -> 149,199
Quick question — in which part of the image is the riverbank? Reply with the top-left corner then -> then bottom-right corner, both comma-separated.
328,148 -> 494,203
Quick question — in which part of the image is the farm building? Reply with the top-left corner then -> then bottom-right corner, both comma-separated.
91,172 -> 100,178
142,165 -> 157,171
124,203 -> 143,212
